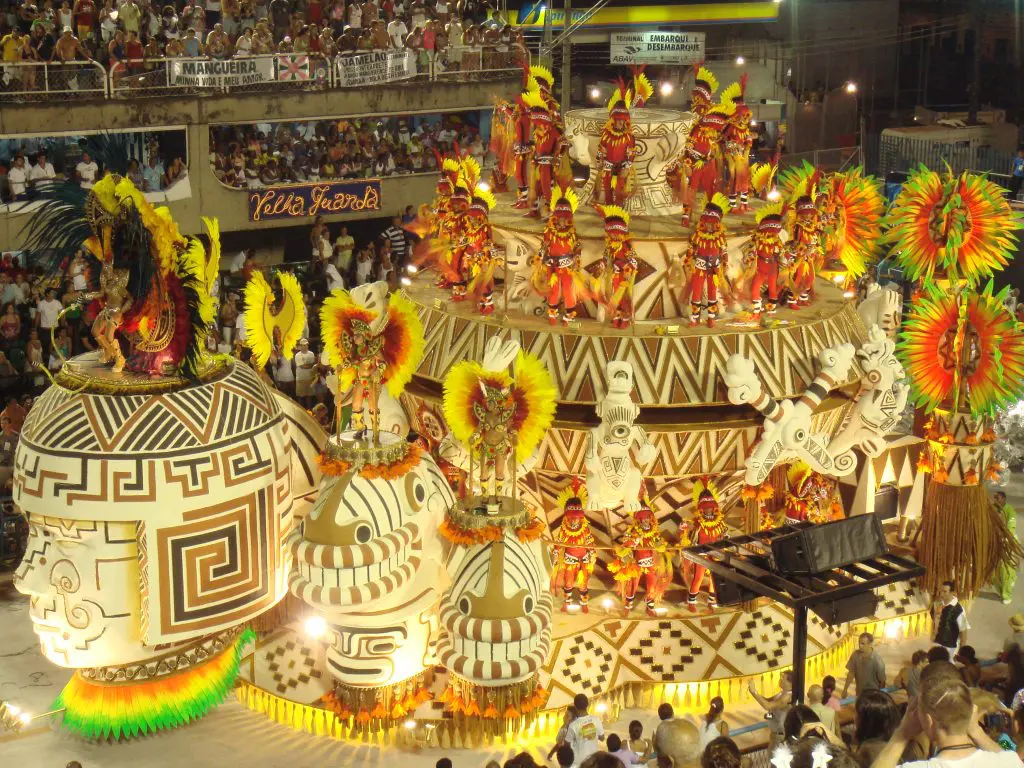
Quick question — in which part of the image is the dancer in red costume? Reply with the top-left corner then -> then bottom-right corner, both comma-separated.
783,462 -> 842,525
721,76 -> 754,212
446,164 -> 476,301
609,499 -> 669,617
522,87 -> 565,218
594,71 -> 651,206
745,201 -> 786,317
533,184 -> 582,325
492,85 -> 534,204
549,480 -> 596,612
686,477 -> 726,609
595,204 -> 638,328
686,193 -> 730,328
786,177 -> 822,309
463,183 -> 499,315
689,64 -> 718,119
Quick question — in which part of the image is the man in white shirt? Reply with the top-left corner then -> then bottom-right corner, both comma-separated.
563,694 -> 604,768
36,288 -> 63,357
75,151 -> 99,188
28,152 -> 57,191
293,338 -> 316,406
325,261 -> 345,292
7,156 -> 28,201
933,581 -> 971,657
387,14 -> 407,48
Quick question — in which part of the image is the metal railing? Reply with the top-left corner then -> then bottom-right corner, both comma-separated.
0,50 -> 521,102
0,60 -> 109,101
872,133 -> 1017,179
779,146 -> 865,174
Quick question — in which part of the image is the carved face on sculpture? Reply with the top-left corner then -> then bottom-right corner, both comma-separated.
857,325 -> 905,390
13,362 -> 294,670
16,517 -> 145,668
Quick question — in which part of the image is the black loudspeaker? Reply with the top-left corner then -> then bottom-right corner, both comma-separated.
810,592 -> 880,627
713,574 -> 759,607
771,515 -> 887,575
874,485 -> 899,521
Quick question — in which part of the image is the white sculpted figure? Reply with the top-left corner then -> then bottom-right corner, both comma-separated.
857,283 -> 903,339
724,343 -> 856,485
585,362 -> 655,511
827,324 -> 911,467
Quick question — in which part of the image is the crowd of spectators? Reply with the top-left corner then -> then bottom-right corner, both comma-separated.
210,113 -> 490,187
0,134 -> 185,202
0,0 -> 526,91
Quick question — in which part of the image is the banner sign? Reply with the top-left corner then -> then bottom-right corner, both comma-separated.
610,31 -> 706,65
336,50 -> 417,88
248,180 -> 382,222
169,57 -> 276,87
510,3 -> 779,30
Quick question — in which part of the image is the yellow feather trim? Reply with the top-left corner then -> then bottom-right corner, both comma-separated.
511,350 -> 557,462
243,271 -> 307,368
201,216 -> 221,293
696,66 -> 718,94
756,200 -> 785,224
554,479 -> 587,509
710,192 -> 732,216
691,476 -> 722,506
382,290 -> 425,398
529,64 -> 554,86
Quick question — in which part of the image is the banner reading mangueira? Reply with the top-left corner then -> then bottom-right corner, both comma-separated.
169,57 -> 277,87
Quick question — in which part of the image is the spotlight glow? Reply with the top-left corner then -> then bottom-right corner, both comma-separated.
6,705 -> 19,717
832,273 -> 846,285
404,719 -> 417,730
766,188 -> 781,202
884,623 -> 900,639
750,118 -> 758,126
18,712 -> 30,725
659,81 -> 673,97
478,181 -> 490,192
400,276 -> 412,286
735,55 -> 745,66
601,597 -> 613,609
843,290 -> 856,299
406,263 -> 418,273
589,86 -> 601,100
303,616 -> 328,639
595,702 -> 608,714
845,81 -> 858,94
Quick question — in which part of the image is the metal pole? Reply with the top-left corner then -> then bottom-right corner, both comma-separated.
791,605 -> 808,705
968,1 -> 982,125
561,0 -> 571,109
542,3 -> 552,53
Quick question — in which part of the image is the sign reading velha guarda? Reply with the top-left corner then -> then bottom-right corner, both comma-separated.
610,31 -> 705,65
508,1 -> 779,30
248,180 -> 382,222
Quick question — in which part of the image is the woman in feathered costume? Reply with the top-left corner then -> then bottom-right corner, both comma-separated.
608,496 -> 669,617
884,165 -> 1020,287
685,477 -> 726,609
549,478 -> 596,612
594,70 -> 652,206
242,269 -> 306,372
320,282 -> 424,438
492,82 -> 536,206
534,184 -> 583,325
522,86 -> 566,218
441,337 -> 556,503
22,142 -> 220,379
686,193 -> 731,327
447,158 -> 482,302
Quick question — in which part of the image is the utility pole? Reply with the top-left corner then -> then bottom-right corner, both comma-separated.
561,0 -> 571,109
968,0 -> 982,125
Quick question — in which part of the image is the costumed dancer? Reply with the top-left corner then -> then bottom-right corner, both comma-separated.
785,175 -> 823,309
593,71 -> 652,206
441,337 -> 556,504
669,96 -> 733,226
686,193 -> 731,328
688,64 -> 718,119
745,201 -> 786,317
534,184 -> 582,325
509,86 -> 536,207
783,461 -> 842,525
721,75 -> 754,211
522,87 -> 565,218
685,477 -> 726,609
320,282 -> 424,438
241,270 -> 306,380
549,479 -> 596,613
529,63 -> 562,117
595,204 -> 638,328
608,497 -> 669,617
492,73 -> 536,206
463,182 -> 499,315
447,160 -> 479,302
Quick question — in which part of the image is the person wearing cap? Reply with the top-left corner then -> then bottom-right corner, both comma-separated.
550,479 -> 596,613
293,337 -> 317,408
536,184 -> 582,326
686,192 -> 731,328
685,477 -> 725,609
610,497 -> 669,617
595,204 -> 637,329
746,200 -> 786,316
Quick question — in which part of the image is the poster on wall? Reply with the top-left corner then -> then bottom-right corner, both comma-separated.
335,50 -> 417,88
169,57 -> 276,87
609,31 -> 705,65
248,180 -> 383,222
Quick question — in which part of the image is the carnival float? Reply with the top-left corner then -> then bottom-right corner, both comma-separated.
8,65 -> 1024,750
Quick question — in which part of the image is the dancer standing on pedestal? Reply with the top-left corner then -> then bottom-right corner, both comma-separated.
550,479 -> 596,613
686,193 -> 731,328
522,86 -> 566,219
593,71 -> 651,207
533,184 -> 582,326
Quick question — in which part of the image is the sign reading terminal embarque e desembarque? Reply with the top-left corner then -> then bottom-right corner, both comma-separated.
610,31 -> 706,65
248,180 -> 382,222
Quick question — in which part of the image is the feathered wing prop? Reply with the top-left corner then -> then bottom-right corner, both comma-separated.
821,168 -> 884,277
898,282 -> 1024,418
201,216 -> 221,293
243,271 -> 306,369
885,166 -> 1020,286
320,288 -> 373,392
379,291 -> 424,398
441,359 -> 499,448
777,160 -> 818,206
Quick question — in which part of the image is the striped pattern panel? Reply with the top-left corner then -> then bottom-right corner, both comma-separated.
306,473 -> 413,539
446,536 -> 547,608
290,523 -> 417,569
439,594 -> 551,643
289,555 -> 420,608
412,289 -> 867,405
436,618 -> 551,684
